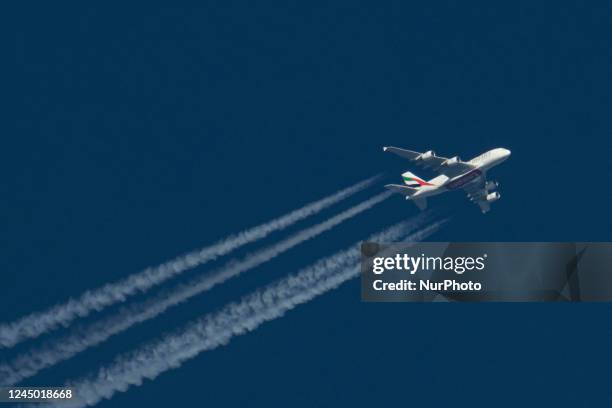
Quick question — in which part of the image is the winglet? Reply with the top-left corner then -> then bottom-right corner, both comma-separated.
383,146 -> 389,152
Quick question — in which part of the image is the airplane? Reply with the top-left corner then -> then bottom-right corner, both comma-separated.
383,146 -> 511,213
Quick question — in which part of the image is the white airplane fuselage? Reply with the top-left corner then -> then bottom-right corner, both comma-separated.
407,148 -> 511,200
383,145 -> 511,212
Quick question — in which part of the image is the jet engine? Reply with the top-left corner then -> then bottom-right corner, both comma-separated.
486,192 -> 500,203
418,150 -> 436,161
485,181 -> 499,191
442,156 -> 461,166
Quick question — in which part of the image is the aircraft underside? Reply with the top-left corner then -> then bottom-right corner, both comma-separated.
383,146 -> 510,213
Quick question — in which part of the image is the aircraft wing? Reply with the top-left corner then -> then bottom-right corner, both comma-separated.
462,177 -> 491,214
383,146 -> 475,177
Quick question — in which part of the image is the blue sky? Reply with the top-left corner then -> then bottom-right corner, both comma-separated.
4,2 -> 612,406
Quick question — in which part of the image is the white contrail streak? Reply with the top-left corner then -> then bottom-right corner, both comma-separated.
46,219 -> 446,407
0,176 -> 380,348
0,191 -> 396,385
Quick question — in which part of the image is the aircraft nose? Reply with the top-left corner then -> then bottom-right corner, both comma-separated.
502,148 -> 511,157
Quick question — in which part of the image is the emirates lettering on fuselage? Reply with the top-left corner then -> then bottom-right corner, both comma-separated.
445,169 -> 482,190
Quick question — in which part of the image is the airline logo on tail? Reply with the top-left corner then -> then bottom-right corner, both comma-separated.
402,171 -> 434,188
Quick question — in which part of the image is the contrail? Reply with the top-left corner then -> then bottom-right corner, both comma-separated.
0,176 -> 380,348
44,219 -> 446,407
0,191 -> 396,385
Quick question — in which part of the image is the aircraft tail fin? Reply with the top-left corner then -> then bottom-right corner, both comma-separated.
401,171 -> 434,188
384,184 -> 428,210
